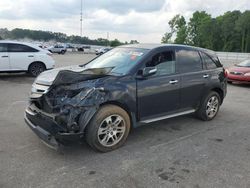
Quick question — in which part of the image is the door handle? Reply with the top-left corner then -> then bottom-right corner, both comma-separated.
203,74 -> 209,78
28,55 -> 34,57
1,55 -> 8,58
169,80 -> 178,84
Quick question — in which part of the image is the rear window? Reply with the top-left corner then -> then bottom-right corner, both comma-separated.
177,49 -> 202,73
201,52 -> 218,69
8,44 -> 39,52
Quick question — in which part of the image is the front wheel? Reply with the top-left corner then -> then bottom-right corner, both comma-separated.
85,105 -> 131,152
196,91 -> 221,121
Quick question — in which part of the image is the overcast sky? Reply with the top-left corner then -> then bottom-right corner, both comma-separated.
0,0 -> 250,43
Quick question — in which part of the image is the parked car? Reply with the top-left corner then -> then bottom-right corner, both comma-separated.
47,45 -> 67,54
95,47 -> 112,55
226,59 -> 250,84
0,41 -> 55,76
77,45 -> 91,53
24,44 -> 227,152
65,44 -> 75,49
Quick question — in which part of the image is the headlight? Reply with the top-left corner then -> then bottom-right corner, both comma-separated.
30,83 -> 50,98
244,72 -> 250,76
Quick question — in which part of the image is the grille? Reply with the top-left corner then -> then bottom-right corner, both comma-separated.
230,71 -> 243,75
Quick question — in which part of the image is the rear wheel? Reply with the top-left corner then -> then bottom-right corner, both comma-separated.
28,62 -> 45,77
196,91 -> 221,121
85,105 -> 131,152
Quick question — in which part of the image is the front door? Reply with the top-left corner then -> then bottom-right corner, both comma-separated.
137,49 -> 180,121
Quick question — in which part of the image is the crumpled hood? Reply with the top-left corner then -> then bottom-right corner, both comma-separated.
35,65 -> 112,86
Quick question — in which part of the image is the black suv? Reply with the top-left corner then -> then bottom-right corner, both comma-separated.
24,44 -> 227,152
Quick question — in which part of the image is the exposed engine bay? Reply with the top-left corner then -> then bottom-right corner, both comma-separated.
29,68 -> 113,134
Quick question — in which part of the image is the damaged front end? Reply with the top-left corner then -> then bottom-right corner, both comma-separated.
25,69 -> 111,149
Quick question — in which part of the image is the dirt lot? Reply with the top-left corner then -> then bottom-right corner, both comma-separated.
0,53 -> 250,188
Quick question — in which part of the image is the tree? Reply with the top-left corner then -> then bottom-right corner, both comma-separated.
161,32 -> 172,43
0,28 -> 10,39
187,11 -> 213,48
161,15 -> 187,44
0,28 -> 125,46
129,40 -> 139,44
110,39 -> 123,47
217,11 -> 242,52
235,11 -> 250,52
169,15 -> 187,44
161,10 -> 250,52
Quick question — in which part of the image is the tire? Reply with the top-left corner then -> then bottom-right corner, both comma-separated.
28,62 -> 46,77
61,50 -> 66,54
85,105 -> 131,152
196,91 -> 221,121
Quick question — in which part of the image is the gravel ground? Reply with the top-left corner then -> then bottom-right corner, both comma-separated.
0,53 -> 250,188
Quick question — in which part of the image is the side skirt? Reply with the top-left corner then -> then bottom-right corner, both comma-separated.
140,109 -> 195,124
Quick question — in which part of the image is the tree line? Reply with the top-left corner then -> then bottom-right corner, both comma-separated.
0,28 -> 139,47
162,10 -> 250,53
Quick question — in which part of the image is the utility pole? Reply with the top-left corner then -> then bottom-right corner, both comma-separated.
80,0 -> 83,37
107,32 -> 109,46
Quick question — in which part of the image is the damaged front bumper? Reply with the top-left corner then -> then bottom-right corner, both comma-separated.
25,71 -> 110,149
24,104 -> 84,149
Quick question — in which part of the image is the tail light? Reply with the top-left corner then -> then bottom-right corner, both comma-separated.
224,69 -> 229,78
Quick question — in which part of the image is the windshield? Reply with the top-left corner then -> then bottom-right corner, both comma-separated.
237,60 -> 250,67
84,47 -> 149,75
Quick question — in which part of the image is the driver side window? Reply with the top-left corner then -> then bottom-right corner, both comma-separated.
146,51 -> 176,76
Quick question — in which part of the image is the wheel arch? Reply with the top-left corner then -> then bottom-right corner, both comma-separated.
28,61 -> 46,71
211,87 -> 224,104
100,101 -> 136,128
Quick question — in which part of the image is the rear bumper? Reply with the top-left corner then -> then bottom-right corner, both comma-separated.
24,106 -> 84,149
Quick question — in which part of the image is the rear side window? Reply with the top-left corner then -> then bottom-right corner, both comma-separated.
8,44 -> 39,52
177,49 -> 202,73
201,52 -> 218,69
146,51 -> 176,76
0,43 -> 8,52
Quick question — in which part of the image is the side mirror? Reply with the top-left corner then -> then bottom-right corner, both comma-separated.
142,67 -> 157,77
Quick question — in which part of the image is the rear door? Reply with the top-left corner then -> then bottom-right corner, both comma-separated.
200,51 -> 225,90
0,43 -> 10,71
177,48 -> 207,110
8,43 -> 36,71
137,48 -> 181,121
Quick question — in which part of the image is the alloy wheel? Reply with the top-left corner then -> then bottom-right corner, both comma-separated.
206,96 -> 219,118
97,114 -> 126,147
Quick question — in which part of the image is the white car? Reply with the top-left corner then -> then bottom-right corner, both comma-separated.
95,47 -> 112,55
0,41 -> 55,76
47,45 -> 67,54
